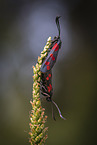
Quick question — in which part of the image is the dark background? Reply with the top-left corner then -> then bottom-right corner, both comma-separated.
0,0 -> 97,145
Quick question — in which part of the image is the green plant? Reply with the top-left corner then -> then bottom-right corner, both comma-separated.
29,37 -> 51,145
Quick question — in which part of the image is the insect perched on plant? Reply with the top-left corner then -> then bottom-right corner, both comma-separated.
40,16 -> 62,73
40,16 -> 65,120
40,70 -> 65,120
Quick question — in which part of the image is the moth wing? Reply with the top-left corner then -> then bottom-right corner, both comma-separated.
41,40 -> 61,73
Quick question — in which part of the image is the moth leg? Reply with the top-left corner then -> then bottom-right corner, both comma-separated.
41,91 -> 49,97
40,83 -> 48,92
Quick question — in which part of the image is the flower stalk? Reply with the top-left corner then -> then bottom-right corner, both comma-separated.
29,37 -> 51,145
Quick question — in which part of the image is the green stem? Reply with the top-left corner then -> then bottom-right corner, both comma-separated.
29,37 -> 51,145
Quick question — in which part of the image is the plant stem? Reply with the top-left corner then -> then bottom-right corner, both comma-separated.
29,37 -> 51,145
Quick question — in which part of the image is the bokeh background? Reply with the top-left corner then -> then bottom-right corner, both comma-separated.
0,0 -> 97,145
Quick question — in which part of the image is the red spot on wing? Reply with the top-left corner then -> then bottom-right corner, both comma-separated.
47,66 -> 50,70
49,84 -> 52,90
48,74 -> 51,77
52,43 -> 58,50
52,56 -> 55,61
47,84 -> 52,92
50,54 -> 53,57
55,45 -> 59,51
46,77 -> 49,80
45,61 -> 50,65
47,86 -> 50,92
46,73 -> 51,81
50,54 -> 55,61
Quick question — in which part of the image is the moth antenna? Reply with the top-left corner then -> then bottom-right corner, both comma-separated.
51,101 -> 56,121
52,100 -> 66,120
55,16 -> 61,37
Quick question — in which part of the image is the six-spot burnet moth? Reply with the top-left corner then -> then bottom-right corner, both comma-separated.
40,16 -> 65,120
40,16 -> 62,73
40,70 -> 66,120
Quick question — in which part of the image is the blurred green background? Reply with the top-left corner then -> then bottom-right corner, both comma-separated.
0,0 -> 97,145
